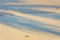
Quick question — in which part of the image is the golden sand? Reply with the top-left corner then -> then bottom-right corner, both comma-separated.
0,23 -> 60,40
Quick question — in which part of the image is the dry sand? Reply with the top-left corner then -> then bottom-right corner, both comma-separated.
16,0 -> 60,5
0,0 -> 60,40
0,10 -> 60,27
0,23 -> 60,40
1,0 -> 60,5
30,8 -> 60,13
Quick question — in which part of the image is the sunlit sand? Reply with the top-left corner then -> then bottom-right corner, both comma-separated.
0,0 -> 60,40
0,23 -> 60,40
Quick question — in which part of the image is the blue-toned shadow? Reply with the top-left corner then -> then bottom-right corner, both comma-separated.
0,15 -> 60,36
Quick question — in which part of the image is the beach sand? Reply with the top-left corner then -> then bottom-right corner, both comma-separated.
0,0 -> 60,40
0,23 -> 60,40
16,0 -> 60,5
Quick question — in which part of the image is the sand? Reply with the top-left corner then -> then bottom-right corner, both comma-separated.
0,10 -> 60,26
0,0 -> 60,40
15,0 -> 60,5
1,0 -> 60,5
0,23 -> 60,40
30,8 -> 60,13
